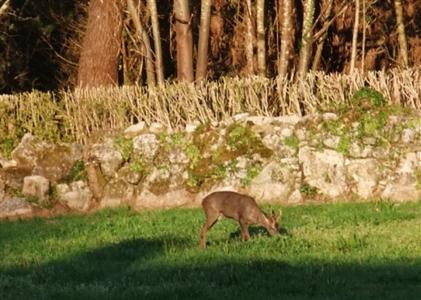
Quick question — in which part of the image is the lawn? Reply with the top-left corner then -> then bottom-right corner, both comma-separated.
1,200 -> 421,299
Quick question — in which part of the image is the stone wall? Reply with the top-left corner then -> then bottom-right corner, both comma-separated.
1,107 -> 420,219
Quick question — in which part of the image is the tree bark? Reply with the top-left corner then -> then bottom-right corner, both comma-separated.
311,0 -> 333,71
394,0 -> 409,68
349,0 -> 360,74
0,0 -> 11,16
127,0 -> 156,87
78,0 -> 124,88
245,0 -> 254,75
256,0 -> 265,76
174,0 -> 194,82
147,0 -> 165,84
296,0 -> 315,79
278,0 -> 293,78
196,0 -> 212,81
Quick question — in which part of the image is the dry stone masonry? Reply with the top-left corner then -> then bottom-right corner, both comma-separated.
1,107 -> 420,219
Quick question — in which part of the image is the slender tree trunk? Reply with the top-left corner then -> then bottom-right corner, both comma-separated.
127,0 -> 156,87
312,0 -> 333,71
361,0 -> 366,73
256,0 -> 265,76
78,0 -> 124,88
147,0 -> 165,84
196,0 -> 212,81
394,0 -> 409,68
349,0 -> 360,74
278,0 -> 293,78
296,0 -> 315,79
174,0 -> 194,82
245,0 -> 254,75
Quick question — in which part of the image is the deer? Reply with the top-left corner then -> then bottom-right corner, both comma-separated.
199,191 -> 280,248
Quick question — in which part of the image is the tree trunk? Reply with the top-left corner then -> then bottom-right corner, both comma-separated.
0,0 -> 11,16
147,0 -> 165,84
349,0 -> 360,74
127,0 -> 156,87
361,0 -> 366,73
394,0 -> 409,68
78,0 -> 124,88
278,0 -> 293,78
245,0 -> 254,75
174,0 -> 194,82
296,0 -> 315,79
311,0 -> 333,71
256,0 -> 265,76
196,0 -> 212,81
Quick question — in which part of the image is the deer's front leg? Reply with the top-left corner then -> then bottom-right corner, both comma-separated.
239,219 -> 250,241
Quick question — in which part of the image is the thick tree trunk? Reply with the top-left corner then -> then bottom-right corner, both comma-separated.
127,0 -> 156,87
296,0 -> 315,79
278,0 -> 293,78
394,0 -> 409,68
349,0 -> 360,74
78,0 -> 124,88
147,0 -> 165,84
196,0 -> 212,81
245,0 -> 254,75
256,0 -> 265,76
174,0 -> 194,82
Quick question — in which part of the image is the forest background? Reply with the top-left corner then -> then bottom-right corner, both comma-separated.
0,0 -> 420,94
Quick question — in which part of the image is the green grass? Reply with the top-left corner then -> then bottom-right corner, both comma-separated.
1,201 -> 421,300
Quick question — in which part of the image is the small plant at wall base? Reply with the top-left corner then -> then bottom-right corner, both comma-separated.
300,182 -> 318,198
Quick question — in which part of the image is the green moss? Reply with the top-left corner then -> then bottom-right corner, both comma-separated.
241,163 -> 262,187
322,119 -> 343,136
185,144 -> 201,169
63,160 -> 87,183
114,137 -> 133,162
225,122 -> 273,158
337,134 -> 352,155
0,136 -> 17,158
129,159 -> 149,180
283,134 -> 300,152
351,87 -> 386,110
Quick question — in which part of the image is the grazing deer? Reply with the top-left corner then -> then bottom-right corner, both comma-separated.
199,191 -> 280,248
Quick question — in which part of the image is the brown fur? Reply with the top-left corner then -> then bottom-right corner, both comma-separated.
200,191 -> 279,248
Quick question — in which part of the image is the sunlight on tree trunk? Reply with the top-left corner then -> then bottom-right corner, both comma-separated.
349,0 -> 360,74
394,0 -> 409,68
0,0 -> 11,16
361,0 -> 366,73
127,0 -> 156,87
78,0 -> 123,88
147,0 -> 165,84
196,0 -> 212,81
278,0 -> 293,78
245,0 -> 254,75
256,0 -> 266,76
296,0 -> 315,79
174,0 -> 194,82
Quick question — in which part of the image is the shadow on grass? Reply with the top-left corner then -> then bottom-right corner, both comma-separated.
1,236 -> 420,300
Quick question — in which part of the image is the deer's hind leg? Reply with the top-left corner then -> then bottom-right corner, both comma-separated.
200,209 -> 220,249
